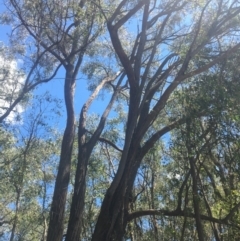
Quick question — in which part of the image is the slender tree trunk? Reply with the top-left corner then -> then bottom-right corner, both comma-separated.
47,64 -> 75,241
180,185 -> 189,241
42,219 -> 48,241
65,145 -> 88,241
41,170 -> 48,241
186,120 -> 205,241
190,170 -> 205,241
10,146 -> 30,241
9,189 -> 21,241
150,166 -> 159,241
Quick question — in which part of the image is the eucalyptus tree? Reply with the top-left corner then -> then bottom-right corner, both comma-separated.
122,42 -> 240,241
89,0 -> 240,240
0,94 -> 61,241
165,63 -> 240,241
0,15 -> 61,123
3,0 -> 240,240
7,0 -> 107,240
0,44 -> 26,122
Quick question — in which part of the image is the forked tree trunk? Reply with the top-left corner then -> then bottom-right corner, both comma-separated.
92,180 -> 129,241
92,142 -> 142,241
65,74 -> 121,241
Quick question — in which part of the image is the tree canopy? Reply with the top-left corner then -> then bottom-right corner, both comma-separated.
1,0 -> 240,241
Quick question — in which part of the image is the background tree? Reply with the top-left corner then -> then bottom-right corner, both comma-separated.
6,0 -> 107,240
0,14 -> 61,123
0,94 -> 61,241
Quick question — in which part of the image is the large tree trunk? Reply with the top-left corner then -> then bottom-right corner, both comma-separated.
47,64 -> 75,241
91,180 -> 129,241
92,140 -> 142,241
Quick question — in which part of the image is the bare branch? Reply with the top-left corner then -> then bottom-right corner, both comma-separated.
127,209 -> 240,229
98,137 -> 123,153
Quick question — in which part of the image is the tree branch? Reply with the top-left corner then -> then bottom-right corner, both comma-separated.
127,209 -> 240,229
98,137 -> 123,153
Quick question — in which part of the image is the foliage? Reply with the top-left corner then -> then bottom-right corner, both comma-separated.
1,0 -> 240,241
